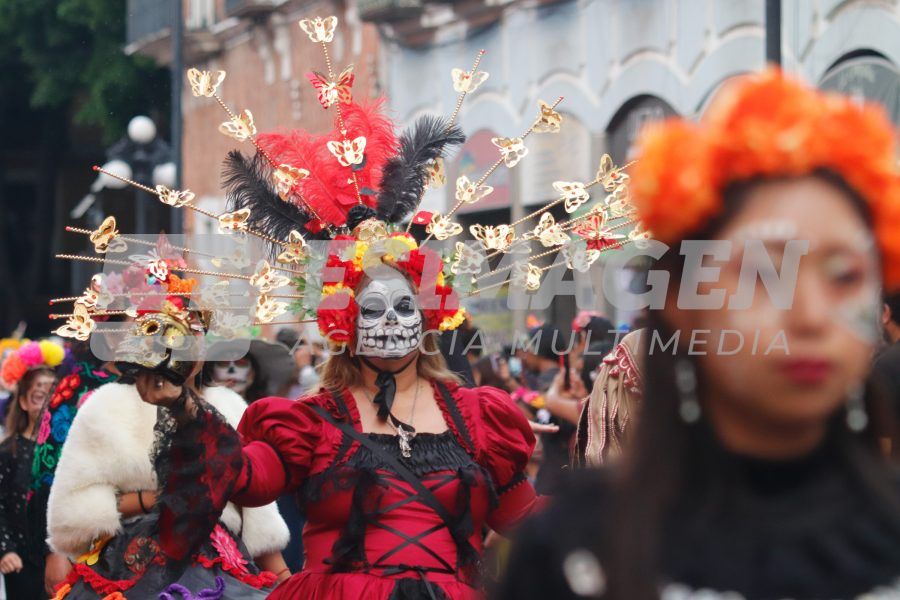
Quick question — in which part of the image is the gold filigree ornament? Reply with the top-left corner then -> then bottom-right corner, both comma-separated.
255,295 -> 288,324
471,224 -> 516,252
218,209 -> 252,234
492,137 -> 528,168
605,185 -> 633,218
450,242 -> 486,276
534,100 -> 562,134
89,216 -> 126,254
511,262 -> 542,291
427,157 -> 446,189
299,16 -> 338,43
451,67 -> 489,93
455,175 -> 493,205
532,213 -> 569,248
308,64 -> 354,109
595,153 -> 630,192
425,214 -> 463,241
272,164 -> 309,201
208,312 -> 252,339
327,137 -> 366,167
55,302 -> 96,341
277,230 -> 308,264
354,218 -> 389,242
155,185 -> 195,208
552,181 -> 590,213
562,243 -> 602,273
628,223 -> 653,249
187,68 -> 226,98
219,109 -> 257,142
250,261 -> 291,294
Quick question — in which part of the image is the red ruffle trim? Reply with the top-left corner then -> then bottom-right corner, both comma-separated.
60,563 -> 139,595
195,554 -> 278,589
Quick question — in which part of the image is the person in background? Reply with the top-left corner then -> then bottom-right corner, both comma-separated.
874,293 -> 900,416
28,339 -> 120,596
0,340 -> 63,599
574,330 -> 644,467
472,354 -> 517,392
500,70 -> 900,599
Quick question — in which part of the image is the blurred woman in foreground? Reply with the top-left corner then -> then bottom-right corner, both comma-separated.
499,70 -> 900,599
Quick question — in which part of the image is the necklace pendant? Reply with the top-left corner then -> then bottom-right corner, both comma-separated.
397,426 -> 414,458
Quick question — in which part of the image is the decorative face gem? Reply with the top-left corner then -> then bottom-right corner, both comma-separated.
218,208 -> 252,234
327,136 -> 366,167
55,302 -> 96,341
187,68 -> 226,98
272,164 -> 309,201
492,136 -> 529,168
450,242 -> 486,276
307,64 -> 354,109
426,214 -> 463,240
532,213 -> 569,248
451,67 -> 489,93
277,230 -> 308,264
455,175 -> 493,205
534,100 -> 562,133
299,16 -> 338,43
471,224 -> 516,252
355,274 -> 423,359
250,261 -> 291,294
553,181 -> 590,213
155,185 -> 195,208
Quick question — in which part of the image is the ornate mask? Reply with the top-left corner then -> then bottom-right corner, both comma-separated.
212,358 -> 254,395
355,273 -> 422,359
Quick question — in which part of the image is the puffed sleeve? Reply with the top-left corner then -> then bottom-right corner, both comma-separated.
469,386 -> 545,534
230,395 -> 324,507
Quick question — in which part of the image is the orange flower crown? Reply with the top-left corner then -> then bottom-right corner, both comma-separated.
631,69 -> 900,290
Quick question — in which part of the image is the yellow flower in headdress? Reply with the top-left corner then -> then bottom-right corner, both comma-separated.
439,308 -> 467,332
322,283 -> 354,298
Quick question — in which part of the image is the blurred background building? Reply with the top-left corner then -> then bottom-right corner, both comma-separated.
3,0 -> 900,341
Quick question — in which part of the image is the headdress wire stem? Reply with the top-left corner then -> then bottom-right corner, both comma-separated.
422,96 -> 565,243
406,49 -> 486,234
55,254 -> 253,281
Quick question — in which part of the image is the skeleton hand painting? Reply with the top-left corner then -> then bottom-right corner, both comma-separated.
355,272 -> 423,359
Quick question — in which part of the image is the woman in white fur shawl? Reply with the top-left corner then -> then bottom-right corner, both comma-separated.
47,380 -> 290,599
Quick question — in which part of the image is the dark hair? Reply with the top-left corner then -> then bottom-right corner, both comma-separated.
528,323 -> 565,362
580,340 -> 614,391
886,292 -> 900,327
603,171 -> 900,599
3,367 -> 55,451
580,316 -> 616,347
472,354 -> 513,391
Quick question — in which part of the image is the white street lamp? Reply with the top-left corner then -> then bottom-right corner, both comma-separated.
127,115 -> 157,145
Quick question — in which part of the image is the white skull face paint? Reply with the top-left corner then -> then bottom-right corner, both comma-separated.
213,358 -> 254,395
356,273 -> 423,359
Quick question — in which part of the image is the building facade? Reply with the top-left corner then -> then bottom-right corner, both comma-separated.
367,0 -> 900,338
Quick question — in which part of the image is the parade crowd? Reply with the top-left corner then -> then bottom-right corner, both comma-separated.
3,68 -> 900,600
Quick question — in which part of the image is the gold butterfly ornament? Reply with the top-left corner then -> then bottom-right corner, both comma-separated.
450,242 -> 487,276
427,157 -> 446,189
55,303 -> 96,342
534,100 -> 562,134
299,16 -> 338,43
272,164 -> 309,201
553,181 -> 590,213
532,213 -> 569,248
471,224 -> 516,252
426,214 -> 463,241
255,295 -> 289,324
218,209 -> 252,234
219,109 -> 257,142
250,261 -> 292,294
327,137 -> 366,167
562,243 -> 602,273
455,175 -> 493,205
307,64 -> 354,109
451,68 -> 489,94
89,216 -> 126,254
156,185 -> 195,208
187,68 -> 226,98
277,230 -> 309,264
511,262 -> 542,291
492,137 -> 528,168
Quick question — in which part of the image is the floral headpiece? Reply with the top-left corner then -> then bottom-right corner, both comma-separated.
0,340 -> 65,390
631,69 -> 900,290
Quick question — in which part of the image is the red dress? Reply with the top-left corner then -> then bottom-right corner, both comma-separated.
232,380 -> 540,599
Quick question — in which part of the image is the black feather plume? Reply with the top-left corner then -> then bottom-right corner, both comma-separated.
222,151 -> 330,257
377,116 -> 466,224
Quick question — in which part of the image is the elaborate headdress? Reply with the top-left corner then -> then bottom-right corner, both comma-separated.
0,340 -> 65,391
631,69 -> 900,290
52,14 -> 643,355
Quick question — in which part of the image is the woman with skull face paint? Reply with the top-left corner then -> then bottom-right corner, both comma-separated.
498,71 -> 900,600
